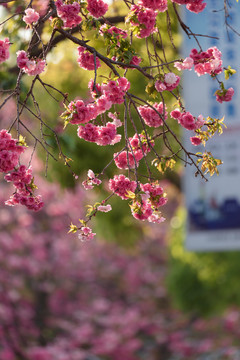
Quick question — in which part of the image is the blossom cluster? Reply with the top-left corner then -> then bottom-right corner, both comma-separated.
155,72 -> 181,92
82,169 -> 102,190
0,130 -> 43,211
109,174 -> 137,200
171,0 -> 206,13
4,165 -> 44,211
170,109 -> 204,146
77,46 -> 101,71
78,225 -> 96,241
138,102 -> 167,127
175,47 -> 222,77
108,174 -> 167,223
23,8 -> 40,25
87,0 -> 108,18
78,122 -> 121,146
100,24 -> 128,41
56,0 -> 82,28
114,133 -> 153,169
128,4 -> 157,38
62,77 -> 130,146
0,37 -> 10,64
16,50 -> 46,76
130,182 -> 167,223
0,130 -> 25,172
139,0 -> 168,11
127,0 -> 205,40
55,0 -> 108,26
170,109 -> 204,131
64,77 -> 130,124
215,87 -> 234,104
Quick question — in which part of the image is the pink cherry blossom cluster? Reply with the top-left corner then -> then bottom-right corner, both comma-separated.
215,87 -> 234,103
97,203 -> 112,212
88,76 -> 130,105
101,77 -> 130,104
114,133 -> 153,169
87,0 -> 108,18
78,122 -> 121,146
100,24 -> 128,40
130,182 -> 167,223
129,55 -> 142,66
190,136 -> 202,146
171,109 -> 204,131
131,199 -> 153,221
138,102 -> 167,128
129,133 -> 153,161
78,226 -> 96,241
0,130 -> 43,211
139,0 -> 168,11
4,165 -> 44,211
62,77 -> 129,144
108,174 -> 167,223
114,150 -> 136,169
55,0 -> 82,28
190,47 -> 223,76
141,181 -> 168,207
109,174 -> 137,200
77,46 -> 101,71
0,37 -> 10,64
82,169 -> 102,190
171,0 -> 206,13
174,56 -> 194,71
155,72 -> 181,92
128,4 -> 157,38
107,112 -> 122,127
66,100 -> 99,125
0,130 -> 25,172
16,50 -> 46,76
175,47 -> 222,77
23,8 -> 40,25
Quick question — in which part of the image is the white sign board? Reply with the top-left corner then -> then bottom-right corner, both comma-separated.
183,0 -> 240,251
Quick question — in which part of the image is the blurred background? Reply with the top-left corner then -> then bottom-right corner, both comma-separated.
1,1 -> 240,359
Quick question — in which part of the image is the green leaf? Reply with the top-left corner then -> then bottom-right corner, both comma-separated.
68,223 -> 78,234
125,190 -> 136,199
18,134 -> 28,147
224,66 -> 236,80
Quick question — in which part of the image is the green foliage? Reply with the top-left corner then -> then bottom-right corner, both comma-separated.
224,65 -> 236,80
152,156 -> 176,174
168,207 -> 240,316
196,116 -> 226,146
196,151 -> 222,176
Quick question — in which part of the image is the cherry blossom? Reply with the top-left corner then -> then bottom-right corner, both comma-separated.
77,46 -> 101,71
0,38 -> 10,64
215,87 -> 234,103
109,174 -> 137,200
23,8 -> 40,25
87,0 -> 108,18
16,50 -> 46,76
155,72 -> 180,92
138,102 -> 167,127
56,0 -> 82,28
